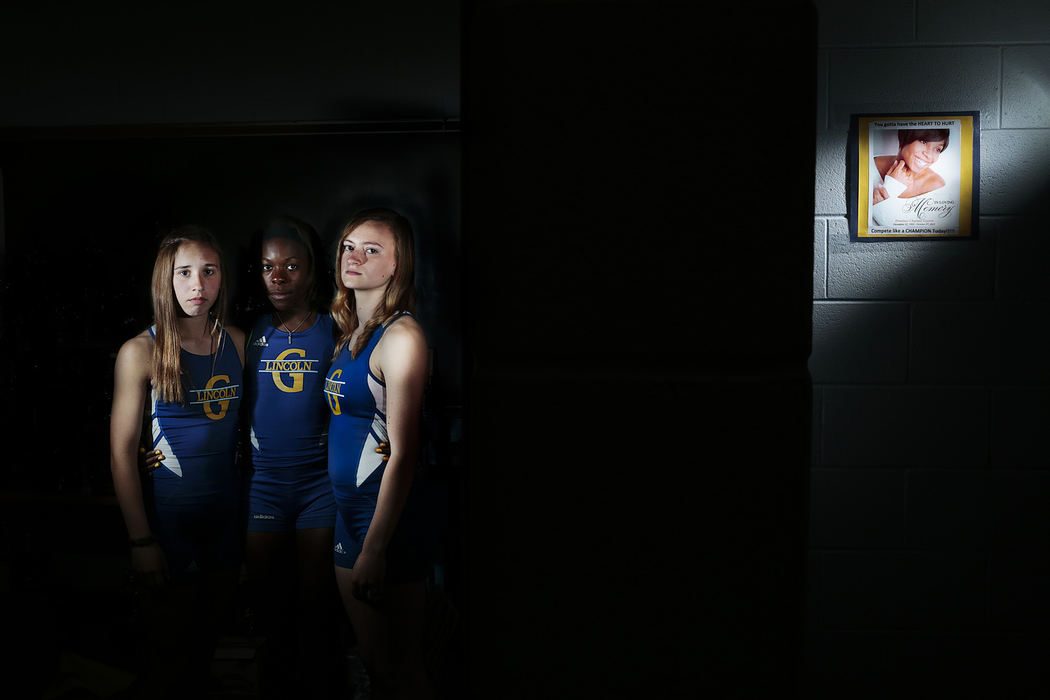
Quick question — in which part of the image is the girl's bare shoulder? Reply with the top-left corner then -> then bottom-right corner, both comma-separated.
374,315 -> 427,377
384,314 -> 425,345
119,329 -> 153,355
114,331 -> 153,379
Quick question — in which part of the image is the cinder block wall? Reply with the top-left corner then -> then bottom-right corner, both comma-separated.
809,0 -> 1050,694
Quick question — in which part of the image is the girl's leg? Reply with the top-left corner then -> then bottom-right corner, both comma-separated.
245,530 -> 296,699
295,526 -> 340,699
132,578 -> 201,699
335,567 -> 433,700
133,567 -> 236,699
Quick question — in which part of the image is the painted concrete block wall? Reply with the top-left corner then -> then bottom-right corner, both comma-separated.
809,0 -> 1050,692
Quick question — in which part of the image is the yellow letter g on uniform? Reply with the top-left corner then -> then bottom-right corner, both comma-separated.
273,348 -> 306,393
203,374 -> 232,420
325,369 -> 343,415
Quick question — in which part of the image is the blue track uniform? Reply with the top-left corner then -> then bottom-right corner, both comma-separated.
324,314 -> 425,580
244,313 -> 336,531
146,327 -> 242,578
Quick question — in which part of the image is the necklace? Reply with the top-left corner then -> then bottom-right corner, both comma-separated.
273,309 -> 311,344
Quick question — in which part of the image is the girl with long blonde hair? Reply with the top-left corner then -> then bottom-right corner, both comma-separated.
109,225 -> 246,698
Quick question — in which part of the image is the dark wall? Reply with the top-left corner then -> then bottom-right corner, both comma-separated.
464,2 -> 815,697
0,2 -> 459,127
809,1 -> 1050,696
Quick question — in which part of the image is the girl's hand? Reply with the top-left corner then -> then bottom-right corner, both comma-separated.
873,185 -> 889,204
131,542 -> 170,587
139,447 -> 165,475
887,158 -> 912,185
350,549 -> 388,605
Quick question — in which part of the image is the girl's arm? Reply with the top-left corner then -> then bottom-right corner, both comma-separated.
351,318 -> 428,601
109,334 -> 169,584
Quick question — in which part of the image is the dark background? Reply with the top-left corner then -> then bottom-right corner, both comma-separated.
0,1 -> 817,698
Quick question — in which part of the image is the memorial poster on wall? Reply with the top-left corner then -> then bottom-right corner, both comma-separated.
849,111 -> 979,241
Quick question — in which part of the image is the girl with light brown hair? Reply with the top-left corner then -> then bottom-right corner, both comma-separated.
324,208 -> 433,699
109,224 -> 246,698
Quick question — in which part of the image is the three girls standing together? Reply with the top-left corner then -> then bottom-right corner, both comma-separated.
109,209 -> 432,699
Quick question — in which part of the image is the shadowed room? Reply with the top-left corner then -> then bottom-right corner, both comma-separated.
0,2 -> 825,699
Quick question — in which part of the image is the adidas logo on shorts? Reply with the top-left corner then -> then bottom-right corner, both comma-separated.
334,542 -> 346,554
252,513 -> 276,520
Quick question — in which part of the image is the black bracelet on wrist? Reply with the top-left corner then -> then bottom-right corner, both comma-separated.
129,535 -> 156,547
